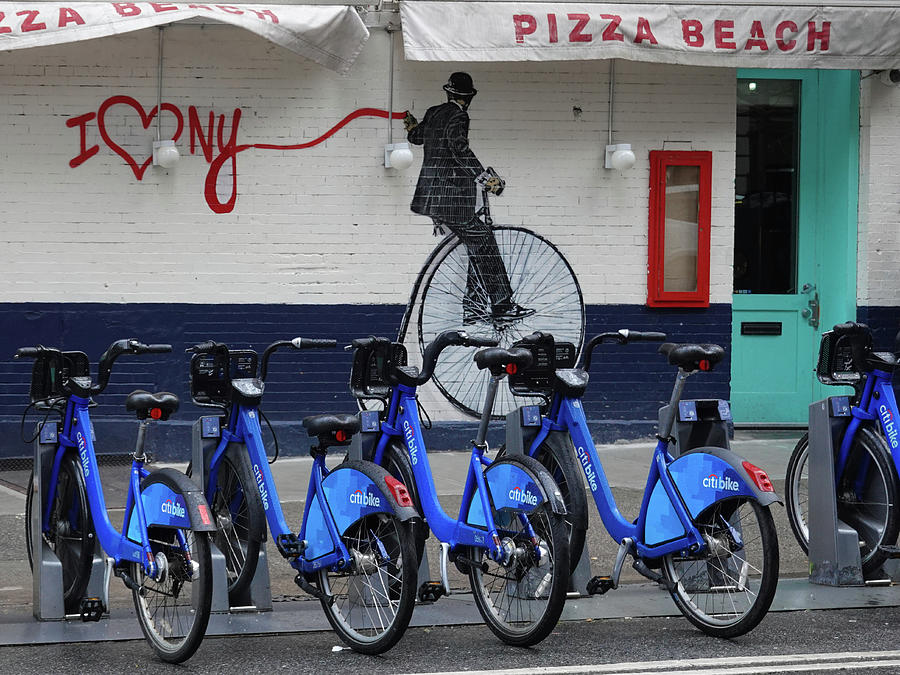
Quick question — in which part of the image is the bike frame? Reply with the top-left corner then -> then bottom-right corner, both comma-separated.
205,402 -> 352,574
836,366 -> 900,492
372,383 -> 534,560
43,395 -> 165,576
527,395 -> 706,559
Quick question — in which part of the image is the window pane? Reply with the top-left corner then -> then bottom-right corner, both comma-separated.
734,78 -> 800,294
663,165 -> 700,293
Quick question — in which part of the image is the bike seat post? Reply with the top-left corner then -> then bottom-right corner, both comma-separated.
133,419 -> 150,461
659,368 -> 691,441
474,373 -> 502,448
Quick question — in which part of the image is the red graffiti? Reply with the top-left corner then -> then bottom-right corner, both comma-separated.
68,97 -> 404,214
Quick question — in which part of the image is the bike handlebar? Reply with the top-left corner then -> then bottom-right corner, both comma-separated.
260,337 -> 337,381
417,330 -> 498,385
582,330 -> 668,371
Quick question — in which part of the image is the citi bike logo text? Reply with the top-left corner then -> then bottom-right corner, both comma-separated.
508,486 -> 539,506
403,421 -> 419,465
703,473 -> 740,492
880,405 -> 899,450
76,432 -> 89,477
161,499 -> 186,518
349,489 -> 381,507
577,446 -> 599,492
253,464 -> 270,510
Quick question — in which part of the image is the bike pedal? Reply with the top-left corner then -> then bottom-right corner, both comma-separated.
276,533 -> 307,559
79,597 -> 105,622
878,545 -> 900,559
417,581 -> 446,603
586,576 -> 615,596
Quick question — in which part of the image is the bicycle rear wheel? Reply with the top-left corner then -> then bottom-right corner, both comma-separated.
318,512 -> 417,654
662,498 -> 778,638
468,502 -> 568,646
132,526 -> 212,663
418,226 -> 584,418
24,454 -> 95,613
785,427 -> 899,575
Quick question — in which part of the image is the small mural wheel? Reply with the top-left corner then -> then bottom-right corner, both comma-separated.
662,498 -> 778,638
24,455 -> 95,614
318,512 -> 417,654
418,226 -> 584,419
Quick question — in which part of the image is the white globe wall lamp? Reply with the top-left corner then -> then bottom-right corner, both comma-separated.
152,26 -> 179,170
604,59 -> 635,172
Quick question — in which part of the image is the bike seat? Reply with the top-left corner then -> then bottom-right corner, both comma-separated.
473,347 -> 533,376
302,413 -> 360,451
658,343 -> 724,372
833,321 -> 870,337
552,368 -> 590,398
125,390 -> 179,420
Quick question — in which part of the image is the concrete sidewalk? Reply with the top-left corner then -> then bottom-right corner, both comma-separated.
3,428 -> 898,647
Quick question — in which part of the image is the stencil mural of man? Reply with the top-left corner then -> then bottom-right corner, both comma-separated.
405,72 -> 534,323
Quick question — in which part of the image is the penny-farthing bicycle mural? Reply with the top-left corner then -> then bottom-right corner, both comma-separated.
395,73 -> 584,419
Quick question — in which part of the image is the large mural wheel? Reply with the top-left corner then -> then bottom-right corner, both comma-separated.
418,226 -> 584,419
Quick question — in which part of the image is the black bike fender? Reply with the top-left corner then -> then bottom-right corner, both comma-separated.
138,467 -> 218,533
539,431 -> 589,529
678,446 -> 783,508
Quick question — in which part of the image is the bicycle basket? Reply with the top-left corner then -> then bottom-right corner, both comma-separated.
190,349 -> 258,404
349,339 -> 407,401
509,333 -> 577,398
816,327 -> 871,386
29,351 -> 89,404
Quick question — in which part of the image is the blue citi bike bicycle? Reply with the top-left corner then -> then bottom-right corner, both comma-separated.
18,339 -> 215,663
348,329 -> 570,647
504,330 -> 780,638
785,321 -> 900,575
185,337 -> 419,654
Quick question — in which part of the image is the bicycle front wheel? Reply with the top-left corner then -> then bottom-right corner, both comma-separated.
662,498 -> 778,638
25,454 -> 95,613
318,512 -> 417,654
197,446 -> 265,598
418,226 -> 584,418
468,503 -> 569,646
132,525 -> 212,663
785,427 -> 899,575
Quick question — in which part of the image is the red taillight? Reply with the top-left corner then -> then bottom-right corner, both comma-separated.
699,359 -> 710,372
384,476 -> 414,507
742,461 -> 774,492
197,503 -> 211,526
506,363 -> 518,375
335,430 -> 347,442
150,407 -> 162,420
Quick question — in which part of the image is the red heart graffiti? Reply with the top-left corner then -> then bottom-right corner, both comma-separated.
97,95 -> 185,180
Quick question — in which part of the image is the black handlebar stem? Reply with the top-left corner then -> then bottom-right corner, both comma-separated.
417,330 -> 498,385
582,329 -> 668,371
260,337 -> 336,381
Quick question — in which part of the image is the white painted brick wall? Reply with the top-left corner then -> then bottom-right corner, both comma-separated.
859,76 -> 900,308
0,21 -> 737,305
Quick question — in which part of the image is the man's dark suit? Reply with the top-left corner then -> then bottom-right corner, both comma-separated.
408,101 -> 484,226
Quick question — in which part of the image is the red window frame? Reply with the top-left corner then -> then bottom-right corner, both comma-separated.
647,150 -> 712,308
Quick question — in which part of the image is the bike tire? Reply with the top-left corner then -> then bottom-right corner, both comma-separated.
417,226 -> 585,419
318,512 -> 417,654
785,427 -> 899,575
24,455 -> 95,614
662,498 -> 778,638
498,441 -> 587,576
191,446 -> 265,599
468,501 -> 569,647
131,525 -> 212,663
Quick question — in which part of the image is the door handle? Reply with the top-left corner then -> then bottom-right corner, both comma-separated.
801,283 -> 820,329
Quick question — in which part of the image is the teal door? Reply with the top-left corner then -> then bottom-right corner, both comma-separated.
731,70 -> 859,424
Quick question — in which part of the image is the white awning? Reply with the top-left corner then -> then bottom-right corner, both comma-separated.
400,1 -> 900,69
0,3 -> 368,74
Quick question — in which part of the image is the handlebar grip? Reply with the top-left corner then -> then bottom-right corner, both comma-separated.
15,347 -> 41,358
144,344 -> 173,354
634,331 -> 667,342
465,336 -> 499,348
186,340 -> 220,354
291,338 -> 337,350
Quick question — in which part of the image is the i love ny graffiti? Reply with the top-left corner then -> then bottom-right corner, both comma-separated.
67,95 -> 399,214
